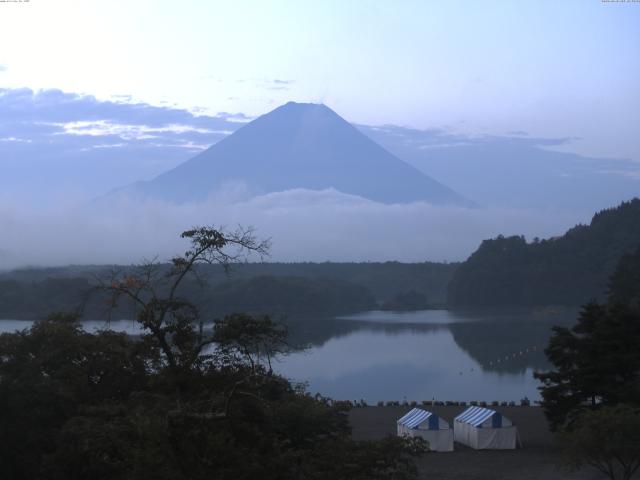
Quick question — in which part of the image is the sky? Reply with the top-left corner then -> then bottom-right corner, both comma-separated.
0,1 -> 639,268
0,0 -> 638,161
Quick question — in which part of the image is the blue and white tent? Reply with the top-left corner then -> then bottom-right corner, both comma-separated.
454,406 -> 517,449
397,408 -> 453,452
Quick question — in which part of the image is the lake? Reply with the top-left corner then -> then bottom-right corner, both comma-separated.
0,308 -> 577,403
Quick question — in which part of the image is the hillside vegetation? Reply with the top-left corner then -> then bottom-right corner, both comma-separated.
448,198 -> 640,307
0,262 -> 456,320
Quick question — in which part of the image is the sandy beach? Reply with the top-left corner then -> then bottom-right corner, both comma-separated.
349,406 -> 607,480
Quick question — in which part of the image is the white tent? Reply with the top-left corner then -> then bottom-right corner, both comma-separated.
396,408 -> 454,452
454,406 -> 518,450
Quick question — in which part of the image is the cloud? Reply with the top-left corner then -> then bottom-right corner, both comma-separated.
0,65 -> 7,72
359,124 -> 640,215
1,84 -> 636,227
0,87 -> 245,204
49,120 -> 218,140
1,86 -> 635,270
0,136 -> 31,143
220,77 -> 295,92
247,78 -> 296,91
266,79 -> 295,91
359,124 -> 572,149
217,112 -> 252,123
0,87 -> 242,129
0,188 -> 580,270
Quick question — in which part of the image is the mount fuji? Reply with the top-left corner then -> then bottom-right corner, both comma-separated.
113,101 -> 472,206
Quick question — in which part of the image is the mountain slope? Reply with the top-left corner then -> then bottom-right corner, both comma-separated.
362,124 -> 640,216
116,102 -> 472,206
447,198 -> 640,307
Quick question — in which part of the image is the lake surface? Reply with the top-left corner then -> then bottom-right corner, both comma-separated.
0,308 -> 577,403
277,308 -> 577,403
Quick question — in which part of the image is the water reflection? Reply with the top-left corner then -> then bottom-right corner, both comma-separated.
0,308 -> 578,402
337,309 -> 476,325
278,308 -> 577,402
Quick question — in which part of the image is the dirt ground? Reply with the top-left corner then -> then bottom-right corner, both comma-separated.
349,406 -> 609,480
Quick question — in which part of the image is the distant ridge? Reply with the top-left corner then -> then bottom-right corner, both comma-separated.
112,101 -> 473,206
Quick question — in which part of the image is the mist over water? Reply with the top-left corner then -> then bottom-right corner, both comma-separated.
0,90 -> 634,271
0,309 -> 562,402
0,189 -> 581,269
0,4 -> 638,477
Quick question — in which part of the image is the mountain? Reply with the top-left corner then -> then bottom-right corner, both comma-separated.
362,124 -> 640,216
113,102 -> 472,206
447,198 -> 640,307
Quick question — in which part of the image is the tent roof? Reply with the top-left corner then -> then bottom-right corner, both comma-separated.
455,406 -> 500,427
397,408 -> 435,429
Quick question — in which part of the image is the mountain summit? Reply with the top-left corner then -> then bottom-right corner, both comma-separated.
118,101 -> 472,206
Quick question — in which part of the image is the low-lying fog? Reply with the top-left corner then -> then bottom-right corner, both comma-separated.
1,88 -> 635,269
0,189 -> 581,269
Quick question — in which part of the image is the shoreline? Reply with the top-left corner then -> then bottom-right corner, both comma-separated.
349,406 -> 596,479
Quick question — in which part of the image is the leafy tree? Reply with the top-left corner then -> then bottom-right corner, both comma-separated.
608,246 -> 640,309
380,290 -> 429,311
0,226 -> 426,479
199,275 -> 376,316
535,302 -> 640,430
213,313 -> 288,373
0,261 -> 456,320
101,226 -> 270,404
448,198 -> 640,307
536,250 -> 640,479
297,435 -> 427,480
0,312 -> 153,480
559,405 -> 640,480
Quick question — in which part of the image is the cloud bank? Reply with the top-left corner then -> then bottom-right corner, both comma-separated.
2,86 -> 636,214
0,88 -> 245,205
360,124 -> 639,216
0,87 -> 635,268
0,189 -> 581,270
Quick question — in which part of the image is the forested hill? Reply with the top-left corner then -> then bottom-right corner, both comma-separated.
447,198 -> 640,307
0,261 -> 457,320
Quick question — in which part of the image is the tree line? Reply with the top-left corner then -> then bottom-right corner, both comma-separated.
0,261 -> 456,320
0,226 -> 426,480
448,198 -> 640,307
536,245 -> 640,480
